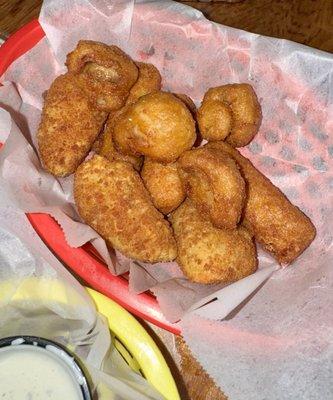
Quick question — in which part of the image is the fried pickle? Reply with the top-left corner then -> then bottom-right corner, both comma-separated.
207,141 -> 316,264
74,156 -> 177,262
202,84 -> 262,147
141,158 -> 185,214
113,91 -> 196,162
170,199 -> 257,284
37,73 -> 107,177
178,147 -> 245,229
66,40 -> 138,111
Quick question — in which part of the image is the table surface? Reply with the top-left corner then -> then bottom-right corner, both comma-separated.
0,1 -> 331,399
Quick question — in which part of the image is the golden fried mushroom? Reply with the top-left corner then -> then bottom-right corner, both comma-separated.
202,83 -> 262,147
95,109 -> 143,171
206,141 -> 316,264
37,73 -> 107,177
197,99 -> 232,141
170,200 -> 257,284
173,93 -> 197,116
141,159 -> 185,214
113,91 -> 196,162
66,40 -> 138,111
178,147 -> 245,230
74,156 -> 177,263
125,62 -> 162,105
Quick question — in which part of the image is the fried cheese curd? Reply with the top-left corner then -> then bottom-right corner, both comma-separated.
113,92 -> 196,163
141,158 -> 185,214
37,73 -> 107,177
207,141 -> 316,264
74,155 -> 177,263
66,40 -> 138,111
170,199 -> 257,284
198,83 -> 261,147
178,147 -> 245,229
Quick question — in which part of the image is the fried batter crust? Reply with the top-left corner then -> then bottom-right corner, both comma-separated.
203,84 -> 262,147
126,62 -> 162,105
95,108 -> 143,171
174,93 -> 197,116
37,73 -> 107,177
94,61 -> 162,169
66,40 -> 138,111
170,200 -> 257,284
207,141 -> 316,264
113,91 -> 196,162
197,99 -> 232,141
178,147 -> 246,229
74,156 -> 177,262
141,158 -> 185,214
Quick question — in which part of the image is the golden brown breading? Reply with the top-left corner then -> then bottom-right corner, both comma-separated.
113,91 -> 196,163
66,40 -> 138,111
197,99 -> 232,141
203,84 -> 262,147
178,147 -> 245,230
141,158 -> 185,214
206,141 -> 316,264
95,61 -> 162,169
95,108 -> 143,171
174,93 -> 197,116
170,199 -> 257,284
37,73 -> 107,177
125,62 -> 162,105
74,156 -> 177,263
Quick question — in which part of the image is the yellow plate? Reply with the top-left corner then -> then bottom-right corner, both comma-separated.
0,278 -> 180,400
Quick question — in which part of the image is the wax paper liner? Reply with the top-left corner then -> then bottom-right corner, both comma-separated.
0,0 -> 332,325
0,207 -> 164,399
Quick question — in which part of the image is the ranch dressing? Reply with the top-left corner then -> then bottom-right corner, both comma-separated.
0,344 -> 83,399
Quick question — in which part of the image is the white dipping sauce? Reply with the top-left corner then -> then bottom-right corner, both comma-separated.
0,345 -> 83,399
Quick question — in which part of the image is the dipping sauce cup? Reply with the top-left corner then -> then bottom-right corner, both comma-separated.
0,336 -> 92,400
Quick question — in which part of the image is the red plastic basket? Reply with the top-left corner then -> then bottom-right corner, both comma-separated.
0,19 -> 179,334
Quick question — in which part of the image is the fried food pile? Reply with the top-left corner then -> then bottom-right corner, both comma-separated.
37,40 -> 316,285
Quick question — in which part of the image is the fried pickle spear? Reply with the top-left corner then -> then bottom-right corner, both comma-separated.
113,92 -> 196,163
207,141 -> 316,264
170,200 -> 257,284
74,156 -> 177,262
141,159 -> 185,214
198,84 -> 261,147
178,147 -> 245,229
37,73 -> 107,177
66,40 -> 138,111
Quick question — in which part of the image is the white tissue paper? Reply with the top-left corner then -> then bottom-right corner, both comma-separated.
0,208 -> 164,399
0,0 -> 332,398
